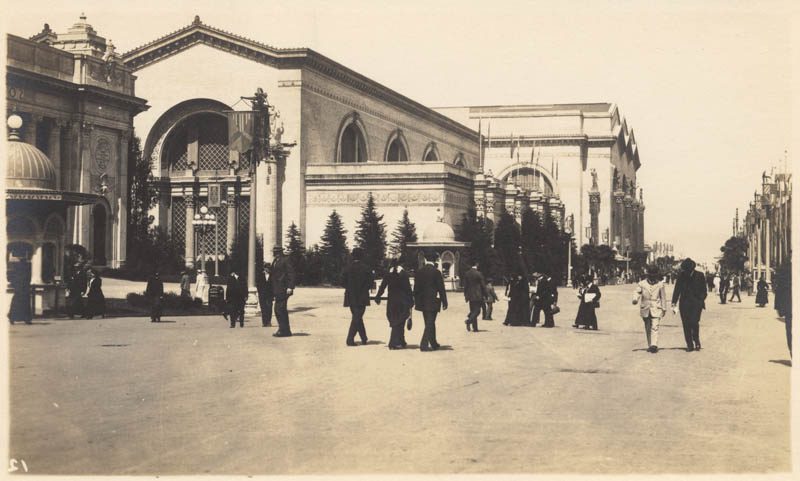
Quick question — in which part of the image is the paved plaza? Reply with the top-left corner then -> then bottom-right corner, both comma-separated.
8,283 -> 791,475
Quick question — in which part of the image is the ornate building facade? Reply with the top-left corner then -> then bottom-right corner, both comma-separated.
8,15 -> 646,277
6,17 -> 147,268
744,166 -> 792,285
435,104 -> 646,257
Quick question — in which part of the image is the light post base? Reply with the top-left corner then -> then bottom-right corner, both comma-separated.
244,287 -> 261,318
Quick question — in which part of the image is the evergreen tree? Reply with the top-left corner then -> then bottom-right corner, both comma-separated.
285,222 -> 306,284
719,235 -> 749,274
303,245 -> 324,286
319,210 -> 349,285
520,208 -> 546,274
228,234 -> 264,285
126,135 -> 160,273
493,210 -> 523,278
541,204 -> 566,281
457,206 -> 498,280
354,192 -> 387,273
390,208 -> 418,271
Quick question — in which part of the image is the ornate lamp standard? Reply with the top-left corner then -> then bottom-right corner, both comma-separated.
192,205 -> 216,274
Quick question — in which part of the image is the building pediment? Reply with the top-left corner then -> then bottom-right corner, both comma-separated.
121,16 -> 478,140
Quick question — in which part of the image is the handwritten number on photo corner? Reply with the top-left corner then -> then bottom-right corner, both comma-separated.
8,458 -> 29,473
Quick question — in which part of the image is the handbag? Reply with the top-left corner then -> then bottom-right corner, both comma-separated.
551,304 -> 560,315
406,311 -> 413,331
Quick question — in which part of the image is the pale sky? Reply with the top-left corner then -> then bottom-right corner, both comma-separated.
3,0 -> 795,265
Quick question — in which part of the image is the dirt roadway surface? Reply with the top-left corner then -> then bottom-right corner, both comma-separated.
8,284 -> 791,475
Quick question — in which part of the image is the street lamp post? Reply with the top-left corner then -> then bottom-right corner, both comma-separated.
192,205 -> 217,274
565,214 -> 574,287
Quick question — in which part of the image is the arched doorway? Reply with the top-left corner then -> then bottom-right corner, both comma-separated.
92,203 -> 107,265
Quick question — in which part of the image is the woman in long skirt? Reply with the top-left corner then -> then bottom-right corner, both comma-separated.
504,274 -> 530,326
84,269 -> 106,319
573,275 -> 601,330
375,258 -> 413,349
66,265 -> 86,319
755,275 -> 769,307
8,262 -> 32,325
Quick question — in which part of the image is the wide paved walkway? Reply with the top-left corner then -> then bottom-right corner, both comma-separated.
8,284 -> 791,475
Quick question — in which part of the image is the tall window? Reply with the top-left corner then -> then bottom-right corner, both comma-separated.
340,124 -> 367,163
503,167 -> 553,195
386,138 -> 408,162
423,143 -> 439,161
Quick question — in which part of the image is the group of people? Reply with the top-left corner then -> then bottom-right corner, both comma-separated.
65,266 -> 106,320
343,249 -> 449,351
633,259 -> 707,353
503,272 -> 559,328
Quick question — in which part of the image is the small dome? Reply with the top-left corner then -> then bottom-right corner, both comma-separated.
422,219 -> 456,243
6,139 -> 57,190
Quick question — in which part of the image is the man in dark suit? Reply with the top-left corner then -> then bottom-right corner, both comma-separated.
413,252 -> 448,351
532,272 -> 558,327
256,262 -> 274,327
226,271 -> 246,328
342,248 -> 374,346
671,257 -> 708,351
462,261 -> 487,332
271,246 -> 296,337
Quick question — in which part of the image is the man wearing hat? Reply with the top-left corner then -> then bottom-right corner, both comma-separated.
271,246 -> 296,337
342,247 -> 374,346
256,262 -> 274,327
671,258 -> 708,351
633,265 -> 668,353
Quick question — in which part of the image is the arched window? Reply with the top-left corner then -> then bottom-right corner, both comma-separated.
165,112 -> 230,172
340,123 -> 368,163
385,131 -> 409,162
453,153 -> 466,167
502,167 -> 554,195
423,142 -> 439,162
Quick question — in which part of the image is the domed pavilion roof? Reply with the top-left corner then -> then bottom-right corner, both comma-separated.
422,218 -> 456,243
6,134 -> 57,190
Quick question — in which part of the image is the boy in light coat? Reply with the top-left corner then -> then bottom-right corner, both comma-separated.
633,265 -> 668,353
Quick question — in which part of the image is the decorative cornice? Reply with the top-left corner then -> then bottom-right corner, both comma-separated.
121,20 -> 478,141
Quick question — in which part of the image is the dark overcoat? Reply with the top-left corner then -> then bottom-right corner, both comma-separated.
376,269 -> 413,326
270,256 -> 296,300
462,267 -> 487,303
413,264 -> 448,313
342,261 -> 374,308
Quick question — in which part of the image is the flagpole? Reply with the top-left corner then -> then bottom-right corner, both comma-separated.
478,116 -> 483,172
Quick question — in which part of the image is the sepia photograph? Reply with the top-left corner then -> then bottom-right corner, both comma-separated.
1,0 -> 796,477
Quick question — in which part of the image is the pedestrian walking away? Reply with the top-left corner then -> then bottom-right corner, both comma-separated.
718,274 -> 729,304
375,258 -> 413,349
7,260 -> 32,325
145,271 -> 164,322
573,275 -> 601,330
633,265 -> 668,353
226,271 -> 246,328
503,274 -> 529,326
462,261 -> 488,332
755,275 -> 769,307
413,252 -> 448,351
256,262 -> 274,327
532,272 -> 558,327
342,247 -> 374,346
84,269 -> 106,319
482,280 -> 499,320
672,258 -> 707,352
271,246 -> 296,337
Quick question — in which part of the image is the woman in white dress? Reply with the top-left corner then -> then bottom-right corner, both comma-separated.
195,270 -> 209,303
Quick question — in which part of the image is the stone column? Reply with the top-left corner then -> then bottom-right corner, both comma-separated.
639,205 -> 645,251
76,122 -> 94,246
226,188 -> 237,255
588,190 -> 600,246
765,217 -> 771,284
116,130 -> 131,268
30,241 -> 43,285
48,120 -> 63,189
623,195 -> 633,255
24,114 -> 40,145
755,221 -> 761,284
185,192 -> 195,268
613,191 -> 624,249
263,155 -> 280,260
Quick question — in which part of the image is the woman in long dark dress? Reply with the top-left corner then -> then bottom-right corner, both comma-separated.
66,265 -> 86,319
375,259 -> 414,349
8,261 -> 32,325
503,274 -> 530,326
573,275 -> 601,330
84,269 -> 106,319
756,275 -> 769,307
145,272 -> 164,323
